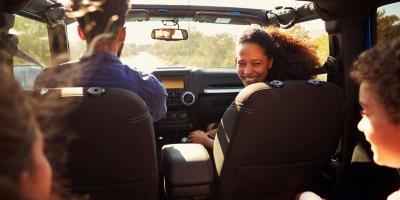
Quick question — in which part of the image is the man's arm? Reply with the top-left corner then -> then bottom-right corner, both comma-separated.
139,74 -> 167,122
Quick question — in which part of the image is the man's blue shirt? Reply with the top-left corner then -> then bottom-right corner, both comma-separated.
79,51 -> 167,121
36,51 -> 167,122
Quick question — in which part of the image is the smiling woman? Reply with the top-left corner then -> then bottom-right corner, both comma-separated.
189,27 -> 321,149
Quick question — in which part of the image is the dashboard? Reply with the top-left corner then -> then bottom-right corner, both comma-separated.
152,68 -> 243,144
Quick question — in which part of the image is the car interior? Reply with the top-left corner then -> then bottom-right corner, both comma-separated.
1,0 -> 399,200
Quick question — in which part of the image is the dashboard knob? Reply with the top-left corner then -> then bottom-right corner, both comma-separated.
179,112 -> 188,119
169,113 -> 177,120
181,91 -> 195,106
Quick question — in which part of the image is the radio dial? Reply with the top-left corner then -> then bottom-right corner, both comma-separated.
181,91 -> 195,106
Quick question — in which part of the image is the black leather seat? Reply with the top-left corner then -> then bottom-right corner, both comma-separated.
213,80 -> 345,200
40,87 -> 158,200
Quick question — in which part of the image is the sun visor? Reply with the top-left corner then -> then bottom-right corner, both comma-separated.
194,11 -> 265,25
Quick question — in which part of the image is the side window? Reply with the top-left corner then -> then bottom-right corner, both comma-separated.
67,22 -> 85,61
377,2 -> 400,44
12,15 -> 51,90
284,19 -> 329,81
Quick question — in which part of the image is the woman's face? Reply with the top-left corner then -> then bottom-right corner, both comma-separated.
357,81 -> 400,168
19,130 -> 52,200
236,42 -> 274,86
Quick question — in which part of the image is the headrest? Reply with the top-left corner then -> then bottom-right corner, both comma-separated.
234,80 -> 343,108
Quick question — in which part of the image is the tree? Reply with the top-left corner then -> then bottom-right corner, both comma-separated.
120,43 -> 139,57
311,34 -> 329,65
377,10 -> 400,44
150,30 -> 236,68
13,16 -> 51,67
284,24 -> 311,40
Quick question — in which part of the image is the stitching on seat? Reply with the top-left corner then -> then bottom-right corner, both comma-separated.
130,110 -> 151,123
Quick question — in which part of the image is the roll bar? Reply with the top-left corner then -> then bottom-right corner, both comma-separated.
266,2 -> 318,29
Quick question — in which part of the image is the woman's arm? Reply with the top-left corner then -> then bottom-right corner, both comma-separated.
188,130 -> 214,150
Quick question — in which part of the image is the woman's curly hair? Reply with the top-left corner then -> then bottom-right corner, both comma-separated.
267,27 -> 320,80
350,37 -> 400,124
237,27 -> 320,81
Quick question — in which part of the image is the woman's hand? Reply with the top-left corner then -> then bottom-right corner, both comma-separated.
188,130 -> 214,150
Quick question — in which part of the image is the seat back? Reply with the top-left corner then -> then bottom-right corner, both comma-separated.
213,80 -> 344,200
42,87 -> 158,200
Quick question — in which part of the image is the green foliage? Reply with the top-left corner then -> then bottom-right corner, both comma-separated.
121,43 -> 139,57
285,24 -> 328,65
150,30 -> 236,68
284,24 -> 311,40
377,10 -> 400,44
311,34 -> 329,65
13,16 -> 51,67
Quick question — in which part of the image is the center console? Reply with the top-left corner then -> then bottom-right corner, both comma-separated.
157,88 -> 195,130
154,72 -> 195,144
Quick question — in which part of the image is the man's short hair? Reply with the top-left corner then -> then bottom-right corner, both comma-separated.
71,0 -> 129,42
350,37 -> 400,123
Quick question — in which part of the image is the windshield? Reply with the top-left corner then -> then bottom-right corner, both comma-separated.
67,21 -> 259,71
66,1 -> 327,72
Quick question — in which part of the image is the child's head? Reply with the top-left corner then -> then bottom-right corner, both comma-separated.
0,72 -> 52,200
350,37 -> 400,168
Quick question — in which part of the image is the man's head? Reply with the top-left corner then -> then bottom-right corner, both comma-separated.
71,0 -> 129,44
350,37 -> 400,168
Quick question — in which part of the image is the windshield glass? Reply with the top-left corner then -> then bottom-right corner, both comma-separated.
67,21 -> 259,71
65,1 -> 327,72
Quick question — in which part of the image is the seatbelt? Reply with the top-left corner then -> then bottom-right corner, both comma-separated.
0,33 -> 46,69
15,48 -> 46,68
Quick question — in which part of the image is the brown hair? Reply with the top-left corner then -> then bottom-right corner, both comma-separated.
0,68 -> 84,200
237,27 -> 320,81
71,0 -> 129,43
0,69 -> 37,198
350,37 -> 400,124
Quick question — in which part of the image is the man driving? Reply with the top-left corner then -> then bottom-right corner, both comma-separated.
35,0 -> 167,122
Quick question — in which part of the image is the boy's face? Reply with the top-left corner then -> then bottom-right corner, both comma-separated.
20,130 -> 52,200
357,81 -> 400,168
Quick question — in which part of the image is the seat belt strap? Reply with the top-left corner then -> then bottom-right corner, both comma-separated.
15,48 -> 46,68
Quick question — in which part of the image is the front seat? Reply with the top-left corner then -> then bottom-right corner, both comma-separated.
213,80 -> 345,200
161,80 -> 344,200
40,87 -> 158,200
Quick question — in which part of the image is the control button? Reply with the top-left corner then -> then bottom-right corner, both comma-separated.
169,113 -> 177,120
181,91 -> 195,106
87,87 -> 106,97
184,94 -> 193,102
181,137 -> 189,143
179,112 -> 187,119
269,80 -> 284,88
307,79 -> 321,87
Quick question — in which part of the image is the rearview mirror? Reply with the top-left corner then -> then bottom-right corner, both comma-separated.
151,28 -> 188,41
